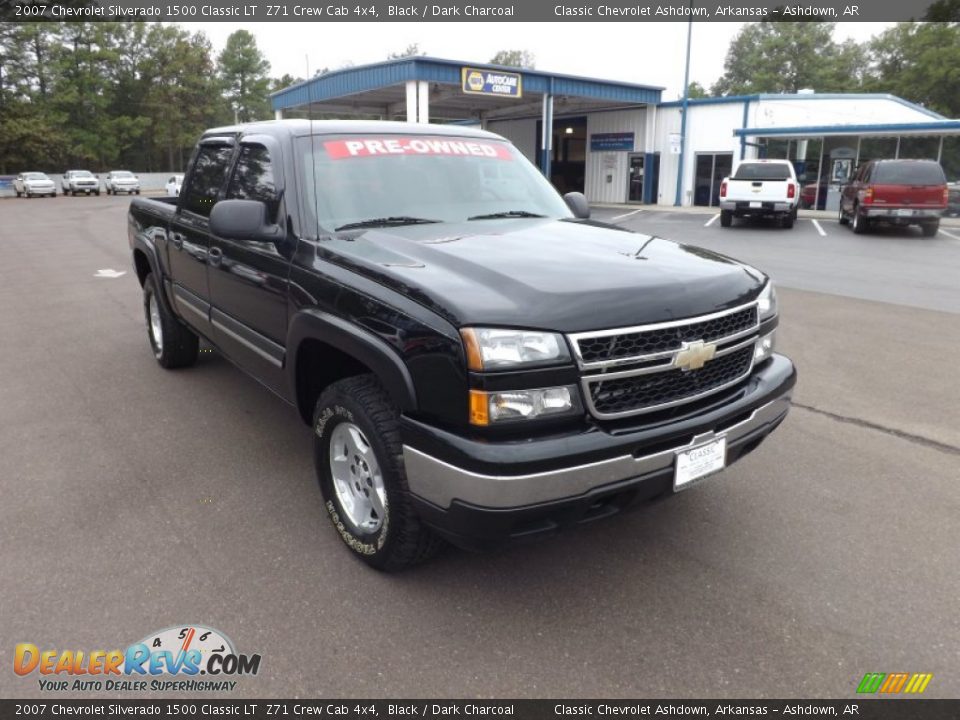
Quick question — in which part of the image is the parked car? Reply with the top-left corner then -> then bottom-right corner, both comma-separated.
104,170 -> 141,195
165,174 -> 184,197
718,159 -> 800,228
128,120 -> 796,571
799,181 -> 827,210
839,159 -> 947,236
14,172 -> 56,198
62,170 -> 101,196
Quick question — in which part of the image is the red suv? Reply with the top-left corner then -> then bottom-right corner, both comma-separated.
839,159 -> 948,236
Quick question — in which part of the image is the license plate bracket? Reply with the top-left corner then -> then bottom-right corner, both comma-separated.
674,437 -> 727,490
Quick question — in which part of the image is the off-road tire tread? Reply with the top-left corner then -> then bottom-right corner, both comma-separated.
143,273 -> 199,369
315,374 -> 444,571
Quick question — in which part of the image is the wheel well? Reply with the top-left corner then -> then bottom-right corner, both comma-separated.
295,339 -> 373,424
133,250 -> 151,287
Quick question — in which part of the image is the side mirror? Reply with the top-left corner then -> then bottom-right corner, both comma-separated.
564,191 -> 590,219
210,199 -> 282,243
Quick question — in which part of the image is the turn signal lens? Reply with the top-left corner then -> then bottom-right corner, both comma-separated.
719,181 -> 727,199
864,186 -> 874,204
787,183 -> 796,199
468,386 -> 579,426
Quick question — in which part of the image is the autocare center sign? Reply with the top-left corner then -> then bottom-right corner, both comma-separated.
461,67 -> 522,98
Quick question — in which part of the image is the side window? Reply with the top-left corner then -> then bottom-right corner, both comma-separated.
182,145 -> 234,217
226,144 -> 278,219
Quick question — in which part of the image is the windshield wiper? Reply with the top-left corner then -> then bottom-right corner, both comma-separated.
334,216 -> 440,231
467,210 -> 547,220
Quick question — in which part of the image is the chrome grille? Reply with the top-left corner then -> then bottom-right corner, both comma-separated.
569,302 -> 760,419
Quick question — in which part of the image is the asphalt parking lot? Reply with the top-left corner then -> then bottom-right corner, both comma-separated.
1,196 -> 958,699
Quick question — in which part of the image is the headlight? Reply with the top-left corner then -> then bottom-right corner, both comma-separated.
460,328 -> 570,370
469,385 -> 581,425
757,281 -> 777,320
754,330 -> 777,363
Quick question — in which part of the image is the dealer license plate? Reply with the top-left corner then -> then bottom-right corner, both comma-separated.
674,437 -> 727,490
749,201 -> 762,208
897,208 -> 914,217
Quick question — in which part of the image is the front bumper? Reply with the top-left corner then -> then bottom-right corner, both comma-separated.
112,184 -> 140,192
24,186 -> 55,195
863,207 -> 942,220
402,354 -> 796,549
720,200 -> 794,213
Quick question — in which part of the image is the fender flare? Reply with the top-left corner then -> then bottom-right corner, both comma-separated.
286,309 -> 418,415
131,234 -> 176,318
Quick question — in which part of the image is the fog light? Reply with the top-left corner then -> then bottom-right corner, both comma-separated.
469,386 -> 579,425
754,330 -> 777,363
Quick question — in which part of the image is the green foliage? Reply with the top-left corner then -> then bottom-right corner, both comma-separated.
218,29 -> 272,123
863,22 -> 960,118
711,21 -> 866,95
387,43 -> 424,59
489,50 -> 535,68
686,81 -> 709,99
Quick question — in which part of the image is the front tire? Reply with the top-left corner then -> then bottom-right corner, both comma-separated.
143,273 -> 199,369
313,375 -> 444,571
720,209 -> 732,228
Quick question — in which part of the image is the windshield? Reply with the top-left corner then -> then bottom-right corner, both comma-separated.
297,134 -> 571,233
24,173 -> 48,180
113,171 -> 134,178
733,163 -> 792,181
73,171 -> 94,178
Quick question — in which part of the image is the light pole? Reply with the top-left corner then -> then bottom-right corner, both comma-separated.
674,18 -> 693,207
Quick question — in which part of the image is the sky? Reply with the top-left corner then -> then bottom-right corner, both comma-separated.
179,21 -> 894,98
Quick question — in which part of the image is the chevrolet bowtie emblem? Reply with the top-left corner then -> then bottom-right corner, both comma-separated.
674,340 -> 717,371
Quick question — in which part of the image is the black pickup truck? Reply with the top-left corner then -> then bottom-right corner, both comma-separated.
128,120 -> 796,570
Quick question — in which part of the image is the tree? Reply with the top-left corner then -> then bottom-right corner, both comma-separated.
489,50 -> 535,68
711,21 -> 865,95
218,29 -> 271,123
864,22 -> 960,118
387,44 -> 423,59
686,81 -> 709,99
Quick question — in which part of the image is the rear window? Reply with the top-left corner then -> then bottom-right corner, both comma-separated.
872,162 -> 945,185
733,163 -> 791,181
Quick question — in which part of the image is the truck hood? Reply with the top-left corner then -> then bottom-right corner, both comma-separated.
315,218 -> 765,333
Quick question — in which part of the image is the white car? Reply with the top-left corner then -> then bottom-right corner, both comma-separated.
14,172 -> 57,198
104,170 -> 141,195
62,170 -> 101,196
165,174 -> 184,197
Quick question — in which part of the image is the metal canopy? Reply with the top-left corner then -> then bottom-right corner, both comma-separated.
270,56 -> 663,122
735,121 -> 960,139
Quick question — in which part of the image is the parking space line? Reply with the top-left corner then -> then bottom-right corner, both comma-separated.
811,219 -> 827,237
611,209 -> 643,222
704,213 -> 720,227
937,227 -> 960,241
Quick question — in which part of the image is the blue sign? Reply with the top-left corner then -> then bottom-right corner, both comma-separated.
0,176 -> 13,188
461,67 -> 522,98
590,133 -> 635,152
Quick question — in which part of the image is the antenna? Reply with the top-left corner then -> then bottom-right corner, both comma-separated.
306,53 -> 322,241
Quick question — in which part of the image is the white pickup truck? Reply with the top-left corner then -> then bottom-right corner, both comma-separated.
718,159 -> 799,229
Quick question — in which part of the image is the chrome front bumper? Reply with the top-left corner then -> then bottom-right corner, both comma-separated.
403,392 -> 792,510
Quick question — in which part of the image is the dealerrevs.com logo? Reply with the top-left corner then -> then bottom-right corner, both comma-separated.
14,625 -> 261,693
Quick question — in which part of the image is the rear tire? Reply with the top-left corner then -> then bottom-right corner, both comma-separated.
720,209 -> 732,228
852,206 -> 869,234
838,204 -> 849,226
313,374 -> 445,571
921,220 -> 939,237
143,273 -> 199,369
781,213 -> 795,229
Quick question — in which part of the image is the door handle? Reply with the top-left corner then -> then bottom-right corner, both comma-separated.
208,247 -> 223,267
171,232 -> 184,249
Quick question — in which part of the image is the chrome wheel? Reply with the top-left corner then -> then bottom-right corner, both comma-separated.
148,294 -> 163,354
329,422 -> 386,533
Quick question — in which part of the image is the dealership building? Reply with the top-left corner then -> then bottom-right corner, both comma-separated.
271,56 -> 960,210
